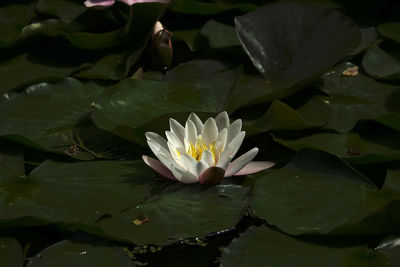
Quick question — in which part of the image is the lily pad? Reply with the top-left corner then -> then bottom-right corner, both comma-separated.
169,0 -> 256,15
362,44 -> 400,80
0,154 -> 156,226
200,20 -> 240,49
235,1 -> 361,93
74,53 -> 126,80
95,184 -> 249,245
220,225 -> 391,267
36,0 -> 87,20
0,3 -> 35,49
92,60 -> 241,143
0,78 -> 105,159
244,98 -> 329,133
319,62 -> 400,132
250,149 -> 393,235
27,240 -> 133,267
0,237 -> 23,267
273,130 -> 400,164
378,23 -> 400,44
0,54 -> 90,94
349,27 -> 379,56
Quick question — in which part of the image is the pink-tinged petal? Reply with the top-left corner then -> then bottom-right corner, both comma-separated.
225,147 -> 258,177
119,0 -> 170,5
199,167 -> 225,185
142,155 -> 177,181
233,161 -> 275,176
84,0 -> 115,7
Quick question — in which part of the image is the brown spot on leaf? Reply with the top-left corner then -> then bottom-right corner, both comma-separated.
342,66 -> 359,76
132,213 -> 149,226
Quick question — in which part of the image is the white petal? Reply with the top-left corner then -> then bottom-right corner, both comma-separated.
171,164 -> 198,184
225,147 -> 259,177
215,128 -> 227,153
188,113 -> 204,134
185,120 -> 197,150
202,118 -> 218,146
201,149 -> 214,167
147,138 -> 173,161
215,111 -> 230,131
216,155 -> 232,170
155,152 -> 175,171
179,154 -> 198,175
225,131 -> 245,159
167,141 -> 183,162
227,119 -> 242,144
145,132 -> 169,151
169,118 -> 185,144
165,131 -> 184,151
195,160 -> 209,178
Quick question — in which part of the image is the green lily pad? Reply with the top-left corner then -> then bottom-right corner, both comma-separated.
92,60 -> 241,143
74,53 -> 126,80
95,184 -> 249,245
378,23 -> 400,44
0,237 -> 23,267
362,44 -> 400,80
0,3 -> 35,49
251,149 -> 393,235
244,98 -> 329,133
36,0 -> 87,20
0,78 -> 104,159
200,20 -> 240,49
0,54 -> 90,94
319,62 -> 400,132
235,1 -> 361,93
220,225 -> 390,267
169,0 -> 256,15
27,240 -> 133,267
273,130 -> 400,164
172,29 -> 201,51
375,112 -> 400,132
349,27 -> 379,56
0,154 -> 156,227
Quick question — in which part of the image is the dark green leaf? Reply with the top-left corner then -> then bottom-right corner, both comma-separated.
92,60 -> 241,143
0,78 -> 104,158
221,226 -> 388,267
378,23 -> 400,44
36,0 -> 87,20
0,237 -> 23,267
169,0 -> 256,15
200,20 -> 240,49
0,3 -> 35,49
96,184 -> 249,245
319,62 -> 400,132
0,157 -> 156,226
0,54 -> 90,94
235,1 -> 361,94
362,44 -> 400,80
244,99 -> 329,133
251,149 -> 393,235
27,240 -> 133,267
273,131 -> 400,164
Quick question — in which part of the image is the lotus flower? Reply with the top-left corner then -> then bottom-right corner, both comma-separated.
84,0 -> 170,8
142,112 -> 275,184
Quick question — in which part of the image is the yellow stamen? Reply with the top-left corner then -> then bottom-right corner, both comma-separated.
185,136 -> 223,163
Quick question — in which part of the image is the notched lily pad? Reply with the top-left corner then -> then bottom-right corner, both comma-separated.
235,1 -> 361,95
95,184 -> 249,245
251,149 -> 394,235
26,239 -> 133,267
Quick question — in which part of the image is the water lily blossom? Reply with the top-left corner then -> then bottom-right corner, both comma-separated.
142,112 -> 275,184
84,0 -> 170,8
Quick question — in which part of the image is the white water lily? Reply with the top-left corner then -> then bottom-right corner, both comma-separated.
142,112 -> 275,184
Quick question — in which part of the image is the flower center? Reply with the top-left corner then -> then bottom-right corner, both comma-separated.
182,135 -> 222,162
